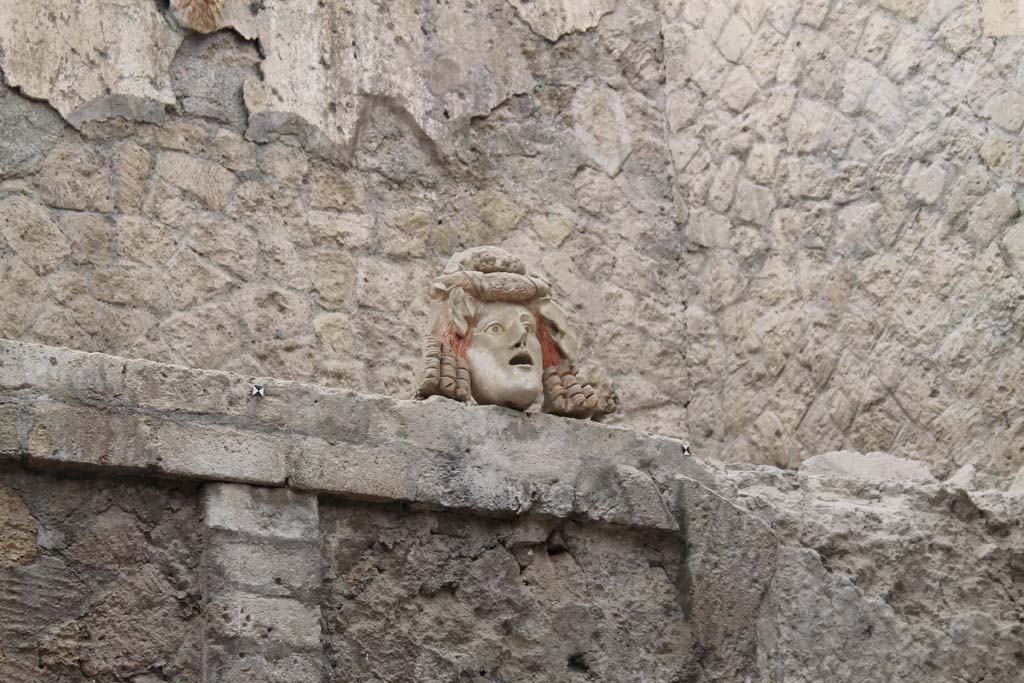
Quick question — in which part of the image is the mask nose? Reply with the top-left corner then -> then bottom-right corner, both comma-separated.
512,323 -> 528,348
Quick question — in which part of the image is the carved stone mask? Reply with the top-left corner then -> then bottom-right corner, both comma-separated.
466,302 -> 543,410
417,246 -> 618,420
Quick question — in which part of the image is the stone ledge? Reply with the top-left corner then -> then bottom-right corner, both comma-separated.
0,339 -> 715,532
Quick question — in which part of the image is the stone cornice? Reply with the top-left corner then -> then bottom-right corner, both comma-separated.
0,339 -> 723,533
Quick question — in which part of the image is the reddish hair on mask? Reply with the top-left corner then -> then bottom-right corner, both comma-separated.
431,321 -> 469,359
432,312 -> 563,369
535,314 -> 563,369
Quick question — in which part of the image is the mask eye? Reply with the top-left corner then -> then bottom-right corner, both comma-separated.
523,322 -> 535,334
484,322 -> 504,334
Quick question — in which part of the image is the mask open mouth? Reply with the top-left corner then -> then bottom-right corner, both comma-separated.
509,351 -> 533,367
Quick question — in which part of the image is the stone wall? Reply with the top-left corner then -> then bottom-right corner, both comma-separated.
726,462 -> 1024,682
0,0 -> 1022,477
1,340 -> 1020,682
665,0 -> 1024,476
0,467 -> 203,682
319,502 -> 690,681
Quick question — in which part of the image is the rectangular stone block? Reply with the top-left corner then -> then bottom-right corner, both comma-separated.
204,482 -> 318,541
287,437 -> 417,501
204,646 -> 324,683
122,358 -> 235,415
0,341 -> 126,403
156,422 -> 288,485
26,401 -> 154,470
208,537 -> 320,596
206,592 -> 321,650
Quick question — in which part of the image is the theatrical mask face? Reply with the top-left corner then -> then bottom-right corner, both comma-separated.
466,302 -> 543,410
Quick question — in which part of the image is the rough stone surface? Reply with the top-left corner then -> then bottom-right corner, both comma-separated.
0,0 -> 1021,482
0,486 -> 37,569
721,464 -> 1024,683
800,449 -> 939,482
0,466 -> 203,683
0,82 -> 64,179
670,474 -> 777,679
320,500 -> 691,681
0,196 -> 69,275
154,152 -> 236,211
37,143 -> 114,212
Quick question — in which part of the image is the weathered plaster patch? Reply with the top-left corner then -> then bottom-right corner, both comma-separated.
223,0 -> 535,146
506,0 -> 617,41
0,0 -> 535,144
0,0 -> 182,127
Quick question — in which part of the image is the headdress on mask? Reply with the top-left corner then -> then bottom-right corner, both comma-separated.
417,246 -> 617,419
